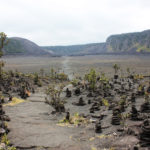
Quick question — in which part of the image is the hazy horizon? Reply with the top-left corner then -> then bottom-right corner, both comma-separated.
1,0 -> 150,46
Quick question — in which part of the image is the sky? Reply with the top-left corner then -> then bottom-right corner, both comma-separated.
0,0 -> 150,46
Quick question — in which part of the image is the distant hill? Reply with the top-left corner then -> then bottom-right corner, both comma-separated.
43,29 -> 150,55
106,30 -> 150,53
3,37 -> 51,56
42,43 -> 106,56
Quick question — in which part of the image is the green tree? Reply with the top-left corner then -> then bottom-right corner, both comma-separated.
0,32 -> 8,57
87,69 -> 97,91
0,32 -> 8,78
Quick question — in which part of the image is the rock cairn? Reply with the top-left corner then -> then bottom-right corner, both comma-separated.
111,107 -> 121,125
139,119 -> 150,147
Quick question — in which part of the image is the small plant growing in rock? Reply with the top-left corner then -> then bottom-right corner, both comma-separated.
1,133 -> 10,146
71,79 -> 78,87
50,67 -> 55,79
45,84 -> 65,113
40,68 -> 44,77
34,72 -> 42,87
85,69 -> 97,91
57,72 -> 68,81
100,72 -> 109,84
127,67 -> 131,76
102,98 -> 109,107
113,64 -> 120,79
113,64 -> 120,75
120,113 -> 130,128
58,112 -> 89,126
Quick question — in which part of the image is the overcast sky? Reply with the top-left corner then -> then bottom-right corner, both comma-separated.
0,0 -> 150,46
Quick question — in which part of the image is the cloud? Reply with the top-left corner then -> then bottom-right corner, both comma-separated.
0,0 -> 150,45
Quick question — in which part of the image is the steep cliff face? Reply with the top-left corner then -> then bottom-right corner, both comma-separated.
106,30 -> 150,53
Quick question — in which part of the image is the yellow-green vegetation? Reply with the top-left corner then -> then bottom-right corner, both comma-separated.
45,84 -> 66,112
119,95 -> 127,105
58,113 -> 89,127
1,134 -> 16,150
40,68 -> 44,77
100,72 -> 109,83
49,67 -> 68,81
120,113 -> 130,120
91,146 -> 97,150
71,78 -> 78,86
34,72 -> 42,87
1,134 -> 10,146
102,98 -> 109,107
126,67 -> 131,76
45,84 -> 64,103
134,74 -> 144,80
50,68 -> 55,79
120,113 -> 130,127
0,32 -> 8,78
89,134 -> 113,147
0,32 -> 8,57
84,69 -> 97,91
3,97 -> 25,107
57,72 -> 68,81
136,45 -> 150,52
0,91 -> 4,100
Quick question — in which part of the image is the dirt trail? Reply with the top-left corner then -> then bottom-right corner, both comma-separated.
4,88 -> 82,150
61,56 -> 74,80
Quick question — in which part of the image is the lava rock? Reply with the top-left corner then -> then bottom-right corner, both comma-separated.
111,107 -> 121,125
139,119 -> 150,147
66,88 -> 72,97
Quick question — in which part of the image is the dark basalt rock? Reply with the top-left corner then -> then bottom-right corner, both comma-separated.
90,108 -> 94,113
114,75 -> 119,79
55,104 -> 65,113
90,102 -> 100,112
78,97 -> 86,106
130,93 -> 136,103
111,107 -> 121,125
9,95 -> 13,101
74,88 -> 81,96
87,92 -> 93,97
72,97 -> 86,106
65,111 -> 70,121
66,88 -> 71,97
108,103 -> 115,110
120,104 -> 125,112
147,86 -> 150,94
133,146 -> 139,150
130,105 -> 139,121
0,115 -> 11,121
126,127 -> 135,135
0,108 -> 5,115
139,119 -> 150,147
140,102 -> 150,113
88,99 -> 91,104
129,75 -> 134,79
95,120 -> 102,133
0,98 -> 4,103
